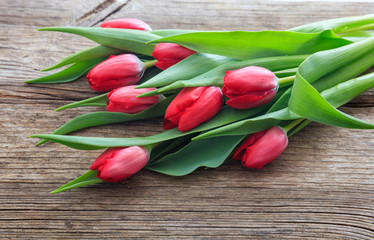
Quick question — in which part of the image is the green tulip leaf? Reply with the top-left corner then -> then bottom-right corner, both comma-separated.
51,170 -> 103,194
29,102 -> 271,150
137,53 -> 233,89
274,68 -> 298,78
55,93 -> 108,111
42,45 -> 124,71
148,135 -> 194,162
290,14 -> 374,34
151,29 -> 202,37
147,135 -> 244,176
37,96 -> 174,146
341,30 -> 374,42
194,108 -> 298,140
296,36 -> 374,85
25,58 -> 105,84
149,30 -> 350,60
268,48 -> 374,113
39,27 -> 161,56
289,72 -> 374,129
287,36 -> 374,129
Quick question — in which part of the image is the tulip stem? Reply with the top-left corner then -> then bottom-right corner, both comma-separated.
283,118 -> 305,132
278,75 -> 296,87
144,142 -> 160,151
144,59 -> 157,69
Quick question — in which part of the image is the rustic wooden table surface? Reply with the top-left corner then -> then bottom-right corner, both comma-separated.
1,0 -> 374,239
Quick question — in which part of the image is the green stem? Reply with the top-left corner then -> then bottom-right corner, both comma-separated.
144,142 -> 160,152
282,118 -> 305,132
278,75 -> 295,88
287,119 -> 312,137
337,23 -> 374,35
144,59 -> 157,69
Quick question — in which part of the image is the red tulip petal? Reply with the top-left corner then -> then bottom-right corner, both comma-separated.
106,85 -> 160,114
178,87 -> 223,131
155,60 -> 180,70
100,18 -> 152,31
225,90 -> 277,109
241,126 -> 288,169
232,130 -> 267,160
164,87 -> 205,121
224,66 -> 277,96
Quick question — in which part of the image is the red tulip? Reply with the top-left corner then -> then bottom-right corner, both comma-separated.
87,54 -> 145,92
222,66 -> 278,109
90,146 -> 149,183
100,18 -> 152,31
106,85 -> 161,114
233,126 -> 288,169
164,86 -> 223,132
152,43 -> 196,70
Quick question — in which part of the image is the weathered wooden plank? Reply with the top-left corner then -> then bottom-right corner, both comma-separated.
74,0 -> 130,27
0,0 -> 374,239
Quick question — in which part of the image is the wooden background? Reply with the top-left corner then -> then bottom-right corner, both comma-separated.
1,0 -> 374,239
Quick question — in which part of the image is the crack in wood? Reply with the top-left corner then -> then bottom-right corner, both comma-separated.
75,0 -> 131,27
77,0 -> 116,21
89,0 -> 131,27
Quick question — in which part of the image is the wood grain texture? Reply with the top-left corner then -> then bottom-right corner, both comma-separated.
1,0 -> 374,239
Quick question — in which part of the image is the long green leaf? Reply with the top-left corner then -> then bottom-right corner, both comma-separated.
287,36 -> 374,129
296,36 -> 374,85
274,68 -> 298,78
25,58 -> 105,84
43,45 -> 124,71
51,170 -> 103,194
137,53 -> 233,89
55,93 -> 108,111
148,30 -> 350,60
290,14 -> 374,34
29,101 -> 271,150
341,30 -> 374,42
195,109 -> 299,139
289,72 -> 374,129
265,37 -> 374,123
267,48 -> 374,113
147,135 -> 244,176
148,135 -> 194,163
151,29 -> 201,37
39,27 -> 161,55
37,96 -> 174,145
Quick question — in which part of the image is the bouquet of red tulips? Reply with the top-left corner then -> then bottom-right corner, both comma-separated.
28,16 -> 374,193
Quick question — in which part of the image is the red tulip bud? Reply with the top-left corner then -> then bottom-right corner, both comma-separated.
106,85 -> 161,114
164,86 -> 223,132
100,18 -> 152,31
87,54 -> 145,92
233,126 -> 288,169
152,43 -> 196,70
90,146 -> 149,183
222,66 -> 278,109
